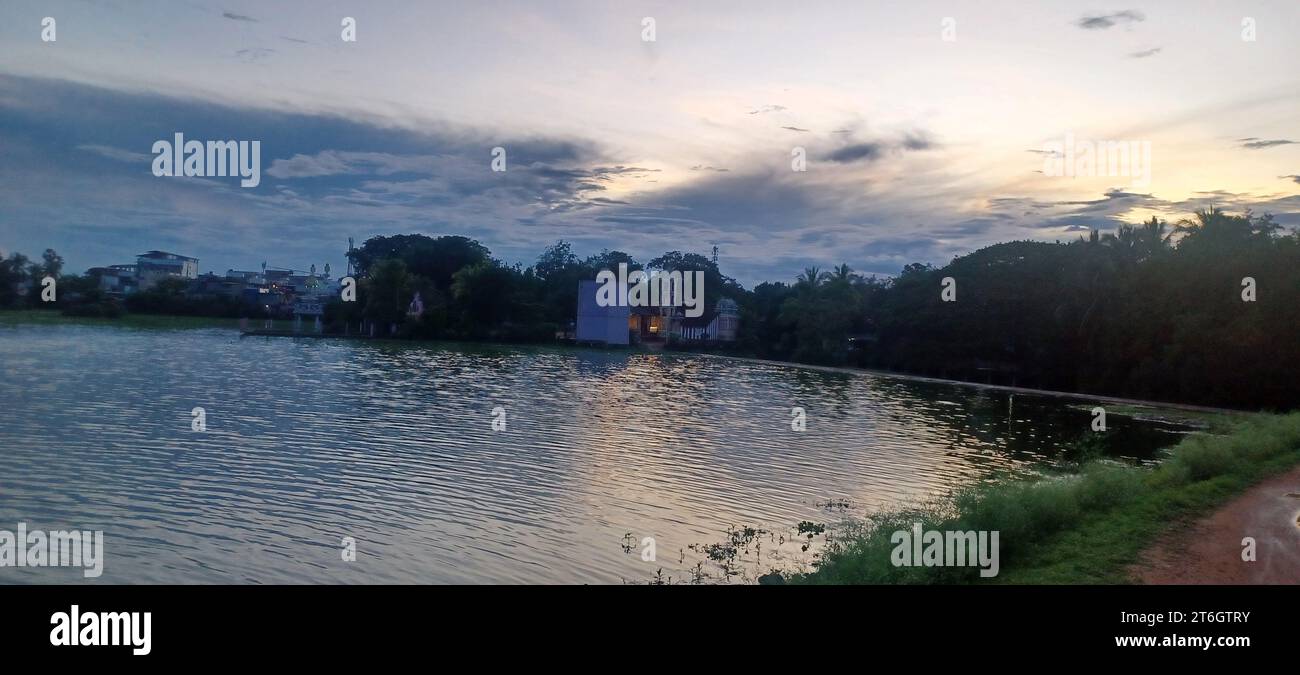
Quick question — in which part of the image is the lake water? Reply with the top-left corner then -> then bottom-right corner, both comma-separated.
0,323 -> 1191,584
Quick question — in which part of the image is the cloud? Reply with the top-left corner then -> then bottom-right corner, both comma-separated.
747,105 -> 786,115
1076,10 -> 1145,30
781,126 -> 810,133
1282,175 -> 1300,184
1023,189 -> 1171,234
1239,138 -> 1296,149
901,133 -> 934,151
76,144 -> 151,163
2,68 -> 1295,288
826,142 -> 885,163
234,48 -> 276,63
0,73 -> 629,279
6,73 -> 961,283
222,11 -> 257,22
1129,47 -> 1162,58
825,132 -> 936,163
266,151 -> 432,178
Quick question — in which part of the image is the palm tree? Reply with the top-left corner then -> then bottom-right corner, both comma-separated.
1082,228 -> 1116,245
1174,205 -> 1223,236
796,266 -> 823,290
1140,216 -> 1170,246
1115,224 -> 1140,255
1174,206 -> 1277,245
829,263 -> 858,284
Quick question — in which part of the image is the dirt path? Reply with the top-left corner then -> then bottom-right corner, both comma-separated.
1131,465 -> 1300,584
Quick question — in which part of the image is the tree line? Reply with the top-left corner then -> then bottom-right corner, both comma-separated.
738,208 -> 1299,410
5,206 -> 1298,408
326,235 -> 742,341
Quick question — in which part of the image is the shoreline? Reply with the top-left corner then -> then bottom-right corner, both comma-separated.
790,412 -> 1300,585
696,353 -> 1246,416
3,309 -> 1245,418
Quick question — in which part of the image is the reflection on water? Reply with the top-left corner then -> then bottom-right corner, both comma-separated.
0,324 -> 1189,583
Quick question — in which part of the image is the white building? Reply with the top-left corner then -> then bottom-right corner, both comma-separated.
575,279 -> 631,345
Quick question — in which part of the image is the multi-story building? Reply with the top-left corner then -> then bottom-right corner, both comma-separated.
135,251 -> 199,289
88,264 -> 139,295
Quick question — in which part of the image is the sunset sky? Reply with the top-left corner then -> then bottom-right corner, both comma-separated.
2,0 -> 1298,284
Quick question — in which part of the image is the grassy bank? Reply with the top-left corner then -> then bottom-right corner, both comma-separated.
0,308 -> 242,330
790,412 -> 1300,584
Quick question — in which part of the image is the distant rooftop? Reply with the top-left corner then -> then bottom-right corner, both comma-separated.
138,250 -> 197,261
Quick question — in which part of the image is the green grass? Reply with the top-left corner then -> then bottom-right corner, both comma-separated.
0,308 -> 242,330
1072,402 -> 1245,433
790,412 -> 1300,584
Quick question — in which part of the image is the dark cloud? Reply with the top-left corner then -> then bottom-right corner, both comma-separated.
1076,10 -> 1144,30
1035,189 -> 1168,232
2,72 -> 1293,289
609,169 -> 818,233
589,165 -> 660,178
1129,47 -> 1162,58
592,215 -> 707,227
1166,190 -> 1300,227
931,219 -> 1000,237
901,132 -> 934,151
826,143 -> 884,163
0,73 -> 623,277
1239,138 -> 1296,149
8,0 -> 1300,290
825,132 -> 936,163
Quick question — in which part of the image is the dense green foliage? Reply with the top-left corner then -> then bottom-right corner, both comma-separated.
0,248 -> 62,306
737,208 -> 1300,409
326,235 -> 744,342
122,278 -> 247,317
791,411 -> 1300,584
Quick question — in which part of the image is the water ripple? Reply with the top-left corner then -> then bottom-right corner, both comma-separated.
0,324 -> 1184,583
